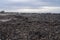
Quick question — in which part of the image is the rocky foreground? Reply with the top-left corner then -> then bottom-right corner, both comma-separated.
0,13 -> 60,40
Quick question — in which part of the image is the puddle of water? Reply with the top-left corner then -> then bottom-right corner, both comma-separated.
0,19 -> 11,22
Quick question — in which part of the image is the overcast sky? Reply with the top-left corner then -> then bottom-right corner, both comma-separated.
0,0 -> 60,13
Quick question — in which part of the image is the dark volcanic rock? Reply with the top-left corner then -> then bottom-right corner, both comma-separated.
0,13 -> 60,40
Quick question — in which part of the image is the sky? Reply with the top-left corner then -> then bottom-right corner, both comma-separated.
0,0 -> 60,13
